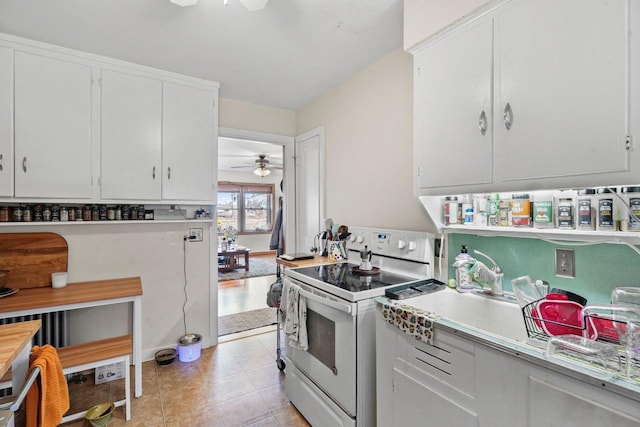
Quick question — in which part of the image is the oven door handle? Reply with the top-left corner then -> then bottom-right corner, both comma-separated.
298,288 -> 355,316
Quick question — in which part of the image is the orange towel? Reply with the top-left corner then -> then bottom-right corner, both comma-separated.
26,345 -> 70,427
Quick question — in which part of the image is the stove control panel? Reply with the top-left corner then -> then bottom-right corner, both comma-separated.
346,226 -> 435,265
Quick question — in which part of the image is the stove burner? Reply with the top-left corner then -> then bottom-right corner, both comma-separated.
292,263 -> 418,293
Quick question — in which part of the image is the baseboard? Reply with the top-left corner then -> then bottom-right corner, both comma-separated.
250,250 -> 276,257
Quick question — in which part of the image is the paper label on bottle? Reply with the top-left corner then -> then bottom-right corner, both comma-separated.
630,197 -> 640,230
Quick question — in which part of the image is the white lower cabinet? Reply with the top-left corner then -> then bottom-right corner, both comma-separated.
377,315 -> 640,426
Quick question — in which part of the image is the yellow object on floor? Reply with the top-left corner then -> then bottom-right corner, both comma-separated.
26,344 -> 70,427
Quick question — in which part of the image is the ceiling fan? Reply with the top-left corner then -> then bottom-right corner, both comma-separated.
231,154 -> 282,177
169,0 -> 269,11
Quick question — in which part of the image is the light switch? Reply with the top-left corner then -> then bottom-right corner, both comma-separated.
555,248 -> 575,278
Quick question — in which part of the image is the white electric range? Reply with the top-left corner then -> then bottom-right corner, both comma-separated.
284,226 -> 436,427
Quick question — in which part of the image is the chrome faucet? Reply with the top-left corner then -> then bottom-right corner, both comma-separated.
473,250 -> 504,296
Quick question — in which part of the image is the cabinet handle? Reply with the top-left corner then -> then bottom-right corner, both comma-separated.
152,166 -> 156,179
167,167 -> 171,180
478,111 -> 488,136
0,154 -> 3,171
503,103 -> 513,130
22,157 -> 27,173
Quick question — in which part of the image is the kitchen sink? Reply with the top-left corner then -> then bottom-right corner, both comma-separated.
406,287 -> 528,342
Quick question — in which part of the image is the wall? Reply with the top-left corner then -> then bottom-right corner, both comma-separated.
296,48 -> 434,233
403,0 -> 493,50
0,222 -> 211,361
448,233 -> 640,305
219,98 -> 296,136
217,169 -> 284,252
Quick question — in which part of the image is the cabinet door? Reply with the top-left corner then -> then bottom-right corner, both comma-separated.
162,82 -> 216,202
101,70 -> 161,200
14,52 -> 92,198
0,47 -> 12,197
495,0 -> 628,182
414,18 -> 493,193
392,368 -> 479,427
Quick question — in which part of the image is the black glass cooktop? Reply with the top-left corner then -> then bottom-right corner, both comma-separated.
291,263 -> 419,293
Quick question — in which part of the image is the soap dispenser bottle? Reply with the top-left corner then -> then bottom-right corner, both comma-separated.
452,245 -> 475,292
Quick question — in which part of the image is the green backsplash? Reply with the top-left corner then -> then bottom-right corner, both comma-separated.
447,233 -> 640,305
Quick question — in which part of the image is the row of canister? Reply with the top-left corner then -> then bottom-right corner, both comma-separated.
442,186 -> 640,232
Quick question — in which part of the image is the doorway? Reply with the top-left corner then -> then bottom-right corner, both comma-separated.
215,128 -> 293,339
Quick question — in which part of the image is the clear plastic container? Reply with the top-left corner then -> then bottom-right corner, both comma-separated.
511,193 -> 531,227
596,188 -> 617,231
487,193 -> 500,227
577,189 -> 596,231
557,197 -> 575,229
533,192 -> 554,229
443,196 -> 459,225
621,186 -> 640,232
462,194 -> 474,225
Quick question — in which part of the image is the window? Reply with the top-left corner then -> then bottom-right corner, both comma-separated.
217,182 -> 274,234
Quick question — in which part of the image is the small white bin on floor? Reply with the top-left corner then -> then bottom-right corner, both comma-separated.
177,333 -> 202,362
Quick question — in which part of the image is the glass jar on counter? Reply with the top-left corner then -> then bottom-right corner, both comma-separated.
577,189 -> 596,231
557,197 -> 575,229
596,188 -> 618,231
622,186 -> 640,232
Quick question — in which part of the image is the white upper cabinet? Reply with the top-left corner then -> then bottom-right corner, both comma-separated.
0,47 -> 12,197
413,0 -> 634,195
162,82 -> 216,202
14,51 -> 92,198
494,0 -> 628,183
100,70 -> 162,200
414,18 -> 493,192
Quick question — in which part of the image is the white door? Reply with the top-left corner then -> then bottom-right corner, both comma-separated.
162,82 -> 217,202
414,18 -> 493,192
14,51 -> 92,198
101,70 -> 162,200
295,128 -> 324,254
0,47 -> 12,197
494,0 -> 628,182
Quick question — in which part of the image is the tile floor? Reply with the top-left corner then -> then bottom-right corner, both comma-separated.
61,330 -> 310,427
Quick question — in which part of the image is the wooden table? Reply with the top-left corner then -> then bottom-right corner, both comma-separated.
218,247 -> 250,272
0,320 -> 41,399
0,277 -> 144,398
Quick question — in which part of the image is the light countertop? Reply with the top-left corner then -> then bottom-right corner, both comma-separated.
377,287 -> 640,401
0,319 -> 41,377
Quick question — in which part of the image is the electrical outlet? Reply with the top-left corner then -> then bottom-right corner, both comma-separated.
189,228 -> 203,242
555,248 -> 575,278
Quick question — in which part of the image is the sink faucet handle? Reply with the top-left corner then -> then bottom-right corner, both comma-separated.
473,250 -> 502,274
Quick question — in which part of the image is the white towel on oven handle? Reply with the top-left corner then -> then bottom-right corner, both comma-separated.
282,278 -> 308,351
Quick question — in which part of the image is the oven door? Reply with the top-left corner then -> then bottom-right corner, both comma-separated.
285,278 -> 358,417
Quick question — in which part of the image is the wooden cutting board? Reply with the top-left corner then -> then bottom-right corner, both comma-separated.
0,232 -> 68,289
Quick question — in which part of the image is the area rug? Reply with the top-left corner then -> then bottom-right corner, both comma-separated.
218,307 -> 277,336
218,258 -> 277,281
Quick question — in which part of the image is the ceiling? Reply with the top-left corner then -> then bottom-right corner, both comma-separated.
0,0 -> 403,111
218,137 -> 283,172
